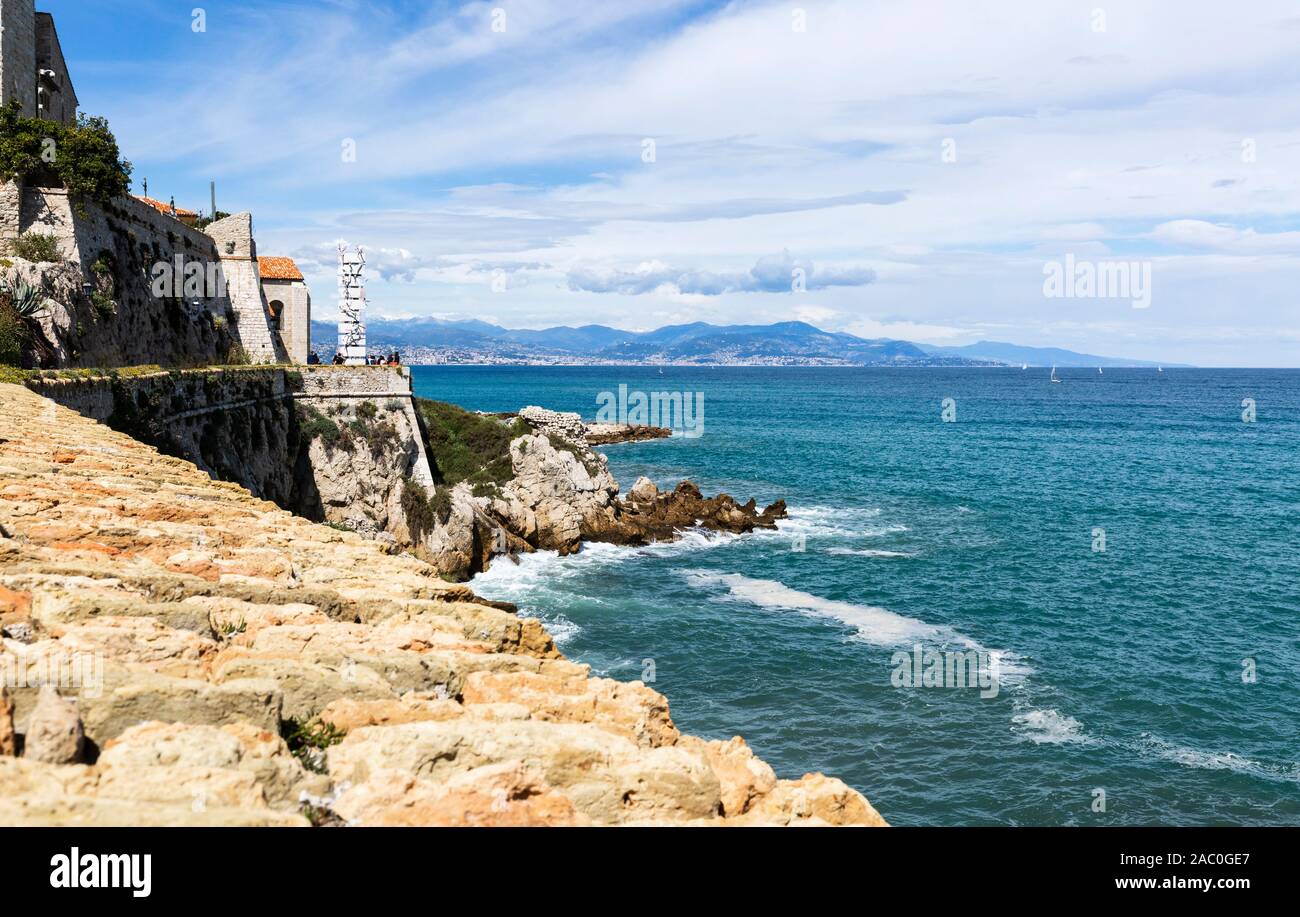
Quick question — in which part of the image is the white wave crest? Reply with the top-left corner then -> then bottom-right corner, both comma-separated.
826,548 -> 916,558
1140,736 -> 1298,783
684,573 -> 1031,687
1011,708 -> 1090,745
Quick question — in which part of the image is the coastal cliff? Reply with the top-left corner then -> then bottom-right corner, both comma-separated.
401,403 -> 785,579
0,382 -> 886,826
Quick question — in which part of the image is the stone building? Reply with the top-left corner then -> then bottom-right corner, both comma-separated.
0,0 -> 78,124
258,257 -> 312,365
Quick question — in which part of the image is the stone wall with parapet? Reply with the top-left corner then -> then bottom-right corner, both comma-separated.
292,365 -> 435,490
5,188 -> 237,367
22,365 -> 434,524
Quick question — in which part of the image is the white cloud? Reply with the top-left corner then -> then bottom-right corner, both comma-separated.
566,253 -> 876,296
1150,220 -> 1300,254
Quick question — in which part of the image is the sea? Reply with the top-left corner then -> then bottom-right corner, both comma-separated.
411,365 -> 1300,826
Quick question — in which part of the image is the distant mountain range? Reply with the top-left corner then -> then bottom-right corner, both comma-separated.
310,318 -> 1184,367
918,341 -> 1187,368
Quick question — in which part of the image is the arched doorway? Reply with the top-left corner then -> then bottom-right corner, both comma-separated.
268,300 -> 284,332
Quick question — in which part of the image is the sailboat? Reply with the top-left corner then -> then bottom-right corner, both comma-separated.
1021,363 -> 1027,370
1098,367 -> 1103,375
1157,366 -> 1164,374
1050,366 -> 1062,384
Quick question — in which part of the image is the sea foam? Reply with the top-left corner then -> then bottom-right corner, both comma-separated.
1011,708 -> 1091,745
685,572 -> 1031,684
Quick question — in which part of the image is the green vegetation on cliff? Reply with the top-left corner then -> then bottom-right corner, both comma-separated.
401,478 -> 452,542
295,400 -> 400,459
414,397 -> 528,487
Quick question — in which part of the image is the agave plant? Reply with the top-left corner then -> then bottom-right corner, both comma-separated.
9,281 -> 47,319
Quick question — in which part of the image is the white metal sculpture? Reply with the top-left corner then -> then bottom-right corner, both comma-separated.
336,244 -> 367,365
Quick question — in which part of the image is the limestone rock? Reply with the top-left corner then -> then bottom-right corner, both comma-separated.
23,685 -> 84,764
0,687 -> 15,756
461,670 -> 678,748
629,476 -> 660,504
78,671 -> 283,743
318,695 -> 464,732
98,721 -> 325,810
677,735 -> 778,817
333,762 -> 589,827
327,718 -> 723,824
733,773 -> 890,827
586,425 -> 672,447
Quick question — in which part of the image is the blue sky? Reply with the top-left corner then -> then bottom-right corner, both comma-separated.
45,0 -> 1300,365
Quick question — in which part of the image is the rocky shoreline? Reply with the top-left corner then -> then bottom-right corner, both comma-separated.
0,382 -> 887,826
584,423 -> 673,446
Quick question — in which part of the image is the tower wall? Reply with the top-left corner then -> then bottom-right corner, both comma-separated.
0,0 -> 38,116
206,212 -> 286,364
35,12 -> 78,124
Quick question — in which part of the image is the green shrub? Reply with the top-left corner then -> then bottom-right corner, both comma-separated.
362,419 -> 399,459
91,290 -> 115,320
10,232 -> 61,263
402,480 -> 451,542
0,102 -> 132,209
281,717 -> 346,774
296,403 -> 343,449
0,295 -> 31,366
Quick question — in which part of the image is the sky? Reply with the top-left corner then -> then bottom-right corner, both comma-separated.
44,0 -> 1300,366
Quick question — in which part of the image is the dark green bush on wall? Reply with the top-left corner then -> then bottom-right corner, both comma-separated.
0,101 -> 133,209
0,295 -> 31,366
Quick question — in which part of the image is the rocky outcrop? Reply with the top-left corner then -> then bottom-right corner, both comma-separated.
0,382 -> 886,826
412,413 -> 785,578
0,687 -> 16,756
587,478 -> 787,546
519,405 -> 670,446
585,424 -> 673,446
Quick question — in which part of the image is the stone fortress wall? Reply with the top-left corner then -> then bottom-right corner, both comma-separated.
0,0 -> 38,117
5,186 -> 245,368
33,10 -> 76,124
21,364 -> 435,517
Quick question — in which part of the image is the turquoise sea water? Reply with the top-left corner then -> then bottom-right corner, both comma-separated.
412,365 -> 1300,826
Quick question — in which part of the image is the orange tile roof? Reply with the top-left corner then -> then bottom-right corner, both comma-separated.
258,257 -> 304,282
134,195 -> 198,219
